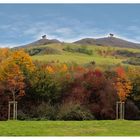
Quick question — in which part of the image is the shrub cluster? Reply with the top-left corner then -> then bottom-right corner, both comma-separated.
63,46 -> 93,55
26,47 -> 60,56
123,58 -> 140,66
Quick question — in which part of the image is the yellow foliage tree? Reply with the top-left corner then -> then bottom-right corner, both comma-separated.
11,49 -> 35,72
61,64 -> 68,72
46,66 -> 54,74
0,48 -> 11,62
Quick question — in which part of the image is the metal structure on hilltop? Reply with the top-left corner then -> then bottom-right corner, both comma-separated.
42,35 -> 47,39
109,33 -> 114,37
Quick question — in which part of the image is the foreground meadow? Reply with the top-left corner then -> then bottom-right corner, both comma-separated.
0,120 -> 140,136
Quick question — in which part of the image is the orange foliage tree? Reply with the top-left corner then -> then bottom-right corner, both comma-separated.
0,60 -> 25,101
0,48 -> 35,101
114,67 -> 132,102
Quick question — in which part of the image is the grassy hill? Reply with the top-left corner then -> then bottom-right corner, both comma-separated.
14,36 -> 140,67
74,36 -> 140,48
22,43 -> 140,67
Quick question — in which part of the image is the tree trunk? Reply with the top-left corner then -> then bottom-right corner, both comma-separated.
12,91 -> 15,102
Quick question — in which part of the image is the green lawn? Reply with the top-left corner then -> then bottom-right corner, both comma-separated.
0,120 -> 140,136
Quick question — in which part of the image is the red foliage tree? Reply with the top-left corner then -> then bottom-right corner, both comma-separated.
62,69 -> 118,119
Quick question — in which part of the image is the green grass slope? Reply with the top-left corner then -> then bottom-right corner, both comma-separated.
0,120 -> 140,136
23,43 -> 140,66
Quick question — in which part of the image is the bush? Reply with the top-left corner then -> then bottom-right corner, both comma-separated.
17,110 -> 29,120
28,65 -> 63,104
18,102 -> 58,120
0,95 -> 8,121
26,47 -> 60,56
29,102 -> 58,120
123,58 -> 140,66
57,102 -> 95,120
27,48 -> 41,56
36,102 -> 58,120
116,50 -> 140,58
63,46 -> 93,55
125,100 -> 140,120
62,70 -> 118,120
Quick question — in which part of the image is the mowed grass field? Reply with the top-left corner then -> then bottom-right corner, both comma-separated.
0,120 -> 140,136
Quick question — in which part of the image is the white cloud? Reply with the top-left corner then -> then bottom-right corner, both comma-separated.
1,12 -> 140,45
56,27 -> 73,35
0,43 -> 22,48
127,25 -> 140,31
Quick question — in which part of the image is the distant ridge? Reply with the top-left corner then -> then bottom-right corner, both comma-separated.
74,36 -> 140,48
18,36 -> 61,48
16,34 -> 140,49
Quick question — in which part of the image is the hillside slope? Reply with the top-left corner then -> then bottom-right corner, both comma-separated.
74,37 -> 140,48
29,43 -> 140,66
18,38 -> 61,48
14,36 -> 140,66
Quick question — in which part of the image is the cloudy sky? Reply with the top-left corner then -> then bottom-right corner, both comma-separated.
0,4 -> 140,47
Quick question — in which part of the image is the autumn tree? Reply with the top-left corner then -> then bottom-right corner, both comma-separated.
62,69 -> 118,119
0,48 -> 11,63
11,49 -> 35,73
0,60 -> 25,102
114,67 -> 132,102
126,66 -> 140,110
0,49 -> 35,99
114,67 -> 132,119
28,62 -> 63,104
0,49 -> 35,120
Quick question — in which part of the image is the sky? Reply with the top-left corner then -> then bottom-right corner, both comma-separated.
0,4 -> 140,47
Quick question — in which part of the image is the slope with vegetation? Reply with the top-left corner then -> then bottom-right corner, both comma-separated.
0,48 -> 140,121
1,36 -> 140,121
17,36 -> 140,66
74,36 -> 140,48
24,43 -> 140,67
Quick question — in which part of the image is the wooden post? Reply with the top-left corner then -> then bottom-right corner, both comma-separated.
122,102 -> 125,119
116,102 -> 118,119
116,101 -> 125,120
13,102 -> 15,120
8,101 -> 18,120
120,102 -> 122,119
15,102 -> 17,120
8,102 -> 10,120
